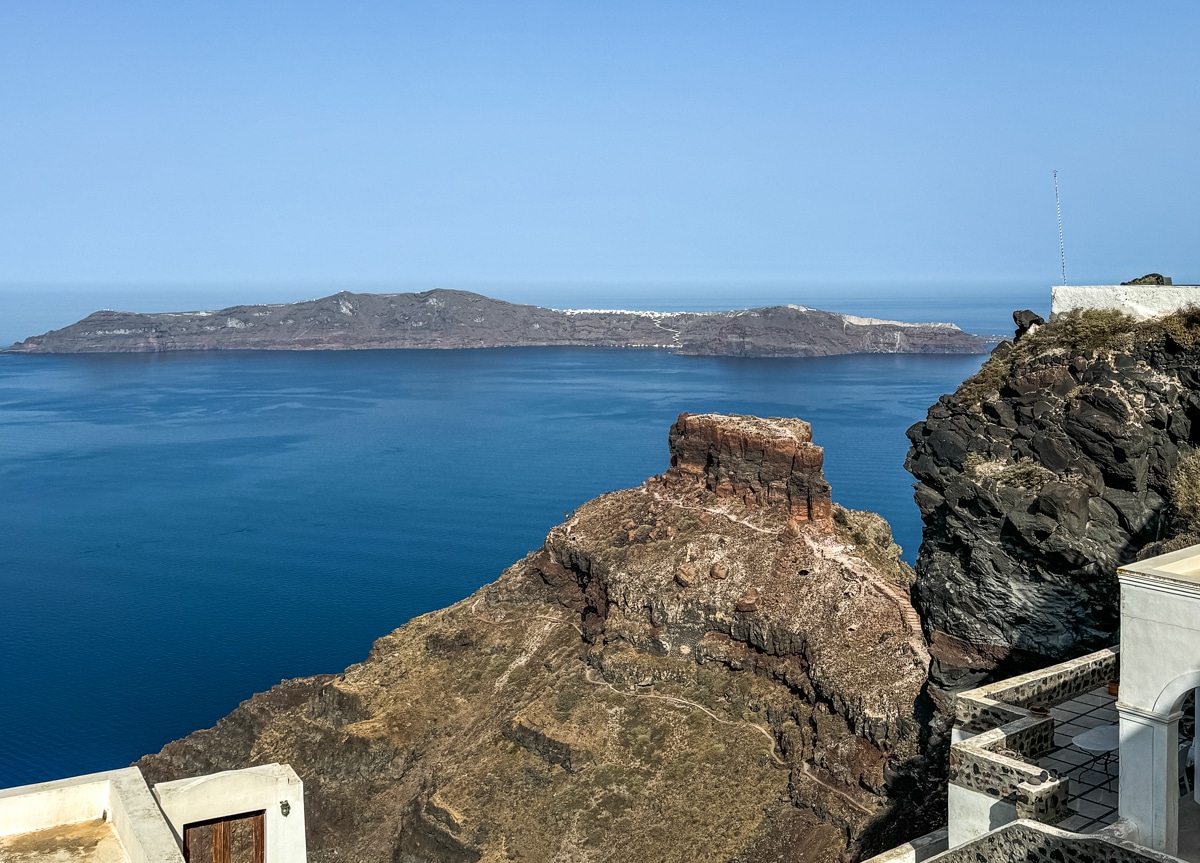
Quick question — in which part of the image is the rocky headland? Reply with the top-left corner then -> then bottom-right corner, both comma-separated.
8,289 -> 984,357
906,306 -> 1200,696
138,413 -> 942,863
127,301 -> 1200,862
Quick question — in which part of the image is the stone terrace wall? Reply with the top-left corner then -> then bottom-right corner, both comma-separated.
957,648 -> 1119,734
926,820 -> 1176,863
949,724 -> 1068,823
947,648 -> 1120,828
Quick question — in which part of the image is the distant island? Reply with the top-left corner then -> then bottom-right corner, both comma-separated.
6,289 -> 985,356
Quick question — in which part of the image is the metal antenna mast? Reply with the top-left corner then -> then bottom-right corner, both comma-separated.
1054,169 -> 1066,285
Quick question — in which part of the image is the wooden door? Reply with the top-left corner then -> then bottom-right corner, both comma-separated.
183,811 -> 265,863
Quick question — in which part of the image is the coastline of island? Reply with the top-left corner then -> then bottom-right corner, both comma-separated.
6,288 -> 986,357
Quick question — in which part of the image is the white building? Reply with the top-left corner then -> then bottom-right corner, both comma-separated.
0,763 -> 306,863
1052,281 -> 1200,321
868,543 -> 1200,863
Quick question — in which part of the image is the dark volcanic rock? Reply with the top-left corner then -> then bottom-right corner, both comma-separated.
1121,273 -> 1172,285
906,310 -> 1200,692
1012,310 -> 1045,341
8,289 -> 985,357
138,414 -> 940,863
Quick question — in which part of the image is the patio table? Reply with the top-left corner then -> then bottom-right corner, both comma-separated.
1073,724 -> 1119,787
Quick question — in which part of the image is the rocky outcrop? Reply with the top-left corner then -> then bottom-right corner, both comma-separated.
8,289 -> 985,357
666,414 -> 832,524
906,308 -> 1200,693
138,414 -> 938,863
1122,273 -> 1173,286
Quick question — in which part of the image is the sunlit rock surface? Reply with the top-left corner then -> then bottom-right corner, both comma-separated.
139,413 -> 939,863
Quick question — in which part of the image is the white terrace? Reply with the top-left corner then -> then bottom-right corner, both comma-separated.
0,764 -> 306,863
869,542 -> 1200,863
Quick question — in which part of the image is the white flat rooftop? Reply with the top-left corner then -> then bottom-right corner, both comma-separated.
1118,545 -> 1200,587
1052,285 -> 1200,321
0,819 -> 130,863
0,768 -> 184,863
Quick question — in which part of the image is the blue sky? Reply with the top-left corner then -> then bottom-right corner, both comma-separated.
1,1 -> 1197,302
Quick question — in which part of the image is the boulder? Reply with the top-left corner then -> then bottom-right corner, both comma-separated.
1013,310 -> 1045,341
735,588 -> 760,613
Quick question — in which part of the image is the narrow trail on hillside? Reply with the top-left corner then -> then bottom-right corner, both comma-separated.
582,666 -> 786,767
652,316 -> 683,348
818,544 -> 928,659
799,764 -> 876,816
644,487 -> 778,535
579,666 -> 877,816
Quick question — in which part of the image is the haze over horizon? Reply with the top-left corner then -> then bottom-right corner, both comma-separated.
1,2 -> 1196,316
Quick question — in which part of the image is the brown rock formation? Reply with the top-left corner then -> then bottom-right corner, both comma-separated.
735,587 -> 761,613
138,414 -> 938,863
667,413 -> 833,524
674,564 -> 698,587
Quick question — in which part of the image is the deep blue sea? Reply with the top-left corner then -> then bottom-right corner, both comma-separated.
0,346 -> 992,787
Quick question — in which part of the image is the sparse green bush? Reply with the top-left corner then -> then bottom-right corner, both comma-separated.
555,687 -> 582,719
1172,450 -> 1200,532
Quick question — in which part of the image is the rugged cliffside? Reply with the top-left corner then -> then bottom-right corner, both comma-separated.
906,308 -> 1200,694
8,289 -> 984,356
139,414 -> 940,863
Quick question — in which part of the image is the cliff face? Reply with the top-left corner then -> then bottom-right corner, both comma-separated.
666,414 -> 833,524
139,414 -> 938,863
8,289 -> 984,356
906,309 -> 1200,693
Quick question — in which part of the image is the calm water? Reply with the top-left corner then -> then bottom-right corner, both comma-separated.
0,347 -> 985,787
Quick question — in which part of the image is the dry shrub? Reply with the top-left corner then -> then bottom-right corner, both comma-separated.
831,505 -> 911,587
1019,308 -> 1135,355
952,306 -> 1200,409
956,355 -> 1011,406
1141,306 -> 1200,348
963,452 -> 987,476
995,458 -> 1056,489
1019,306 -> 1200,357
1172,449 -> 1200,532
